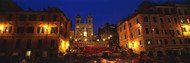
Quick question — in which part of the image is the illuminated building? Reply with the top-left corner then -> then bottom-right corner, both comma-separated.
74,14 -> 93,40
69,14 -> 108,47
0,0 -> 71,62
117,1 -> 190,56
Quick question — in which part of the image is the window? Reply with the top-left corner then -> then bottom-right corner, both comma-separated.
16,40 -> 21,48
173,39 -> 176,45
153,17 -> 157,22
126,44 -> 127,48
123,25 -> 125,30
169,30 -> 175,35
41,15 -> 45,21
77,20 -> 80,24
178,9 -> 182,14
3,27 -> 8,33
26,51 -> 31,57
164,39 -> 168,45
51,39 -> 55,48
180,19 -> 183,23
176,30 -> 180,35
27,27 -> 34,33
29,15 -> 36,21
89,20 -> 91,23
120,35 -> 122,41
65,22 -> 67,28
187,18 -> 190,23
19,15 -> 26,21
155,28 -> 159,34
17,27 -> 24,33
179,38 -> 183,44
8,15 -> 12,21
130,33 -> 133,38
160,39 -> 163,44
51,27 -> 58,33
184,9 -> 187,15
37,27 -> 44,33
137,18 -> 139,24
164,30 -> 167,34
139,40 -> 142,45
144,17 -> 148,22
174,18 -> 178,24
168,18 -> 171,23
1,39 -> 7,48
60,28 -> 63,34
164,8 -> 169,14
138,28 -> 140,35
171,8 -> 176,14
185,39 -> 190,44
124,34 -> 127,39
156,40 -> 159,45
146,39 -> 152,45
3,27 -> 12,33
129,23 -> 132,28
145,28 -> 149,34
157,8 -> 162,14
38,39 -> 42,48
65,32 -> 67,38
120,27 -> 122,32
160,18 -> 163,24
27,39 -> 31,48
53,16 -> 57,21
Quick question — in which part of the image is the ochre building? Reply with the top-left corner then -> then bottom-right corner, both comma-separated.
117,1 -> 190,56
0,1 -> 71,62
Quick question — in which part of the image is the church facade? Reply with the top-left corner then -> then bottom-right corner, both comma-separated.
70,14 -> 108,47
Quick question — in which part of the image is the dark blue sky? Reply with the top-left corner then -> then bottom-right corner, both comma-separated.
13,0 -> 182,34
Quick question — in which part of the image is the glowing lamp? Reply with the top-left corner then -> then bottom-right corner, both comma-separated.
44,25 -> 47,29
84,38 -> 87,41
97,39 -> 99,42
84,32 -> 87,36
103,38 -> 105,41
110,35 -> 112,37
75,39 -> 77,41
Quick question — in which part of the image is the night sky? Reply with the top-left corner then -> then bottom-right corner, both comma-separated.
12,0 -> 183,34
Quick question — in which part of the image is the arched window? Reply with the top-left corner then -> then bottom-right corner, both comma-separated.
89,20 -> 91,23
77,20 -> 79,24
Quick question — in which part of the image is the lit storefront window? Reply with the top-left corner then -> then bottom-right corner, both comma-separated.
26,51 -> 31,57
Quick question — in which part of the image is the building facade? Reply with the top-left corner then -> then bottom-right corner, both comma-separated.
74,14 -> 93,40
98,23 -> 119,47
0,1 -> 71,62
118,1 -> 190,56
70,14 -> 108,47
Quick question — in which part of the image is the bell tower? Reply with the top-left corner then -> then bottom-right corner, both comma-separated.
87,14 -> 93,24
76,14 -> 81,25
